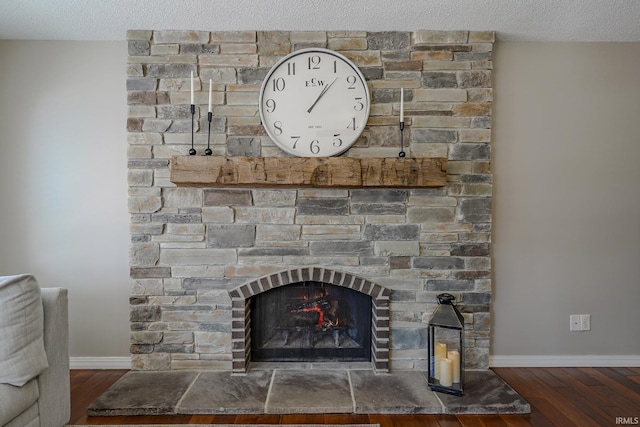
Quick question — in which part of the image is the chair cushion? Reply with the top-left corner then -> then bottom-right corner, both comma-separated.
0,378 -> 39,425
0,274 -> 49,386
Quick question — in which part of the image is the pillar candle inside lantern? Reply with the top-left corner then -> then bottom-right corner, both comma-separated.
439,358 -> 453,387
434,342 -> 447,379
448,350 -> 460,383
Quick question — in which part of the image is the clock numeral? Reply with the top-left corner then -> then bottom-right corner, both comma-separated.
265,98 -> 276,113
272,77 -> 286,92
308,55 -> 321,70
347,117 -> 356,131
291,135 -> 300,149
273,121 -> 283,135
346,75 -> 357,89
354,97 -> 364,111
287,62 -> 296,76
333,134 -> 343,147
310,140 -> 320,154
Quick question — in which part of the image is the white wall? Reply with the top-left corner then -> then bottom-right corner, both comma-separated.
492,43 -> 640,364
1,40 -> 638,366
0,41 -> 130,359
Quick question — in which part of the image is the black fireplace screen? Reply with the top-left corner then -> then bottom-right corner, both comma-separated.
250,281 -> 372,362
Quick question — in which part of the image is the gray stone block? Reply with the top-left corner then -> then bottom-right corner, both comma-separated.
364,224 -> 419,241
226,137 -> 261,156
423,72 -> 458,88
367,31 -> 410,50
411,128 -> 457,143
146,63 -> 196,78
297,198 -> 349,216
203,189 -> 253,206
457,198 -> 492,223
427,279 -> 474,291
350,189 -> 407,203
413,257 -> 465,270
206,224 -> 255,248
309,241 -> 373,256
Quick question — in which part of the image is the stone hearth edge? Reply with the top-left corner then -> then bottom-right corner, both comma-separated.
87,367 -> 529,416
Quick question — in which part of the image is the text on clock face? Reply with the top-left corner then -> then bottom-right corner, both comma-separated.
306,78 -> 325,87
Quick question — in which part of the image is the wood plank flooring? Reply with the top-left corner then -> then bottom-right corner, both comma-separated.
69,367 -> 640,426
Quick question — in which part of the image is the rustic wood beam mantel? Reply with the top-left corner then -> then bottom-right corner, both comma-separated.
169,156 -> 447,188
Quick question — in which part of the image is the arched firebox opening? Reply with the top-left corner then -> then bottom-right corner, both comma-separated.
229,267 -> 390,374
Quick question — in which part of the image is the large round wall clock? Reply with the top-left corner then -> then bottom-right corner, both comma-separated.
259,48 -> 370,157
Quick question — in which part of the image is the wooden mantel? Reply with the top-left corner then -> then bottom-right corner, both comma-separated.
169,156 -> 447,188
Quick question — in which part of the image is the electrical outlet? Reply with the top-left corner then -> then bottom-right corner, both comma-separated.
570,314 -> 591,331
570,315 -> 581,331
580,314 -> 591,331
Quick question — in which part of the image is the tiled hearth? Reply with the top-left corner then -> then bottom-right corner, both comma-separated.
88,366 -> 530,416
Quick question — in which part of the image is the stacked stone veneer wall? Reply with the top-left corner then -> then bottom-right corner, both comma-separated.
127,30 -> 494,372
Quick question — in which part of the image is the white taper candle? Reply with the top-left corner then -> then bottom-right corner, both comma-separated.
190,71 -> 194,105
208,79 -> 212,113
400,88 -> 404,122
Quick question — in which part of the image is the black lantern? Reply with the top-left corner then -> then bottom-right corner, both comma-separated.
428,293 -> 464,396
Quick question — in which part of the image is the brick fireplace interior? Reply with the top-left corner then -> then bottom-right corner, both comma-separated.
127,29 -> 493,374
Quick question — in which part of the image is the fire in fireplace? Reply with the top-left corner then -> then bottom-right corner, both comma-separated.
250,281 -> 372,362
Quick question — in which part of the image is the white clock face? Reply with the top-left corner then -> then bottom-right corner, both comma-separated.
259,48 -> 370,157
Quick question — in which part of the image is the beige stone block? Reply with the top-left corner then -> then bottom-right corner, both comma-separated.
469,31 -> 495,43
459,129 -> 492,143
198,54 -> 259,67
369,80 -> 421,89
201,207 -> 234,223
407,207 -> 455,223
411,51 -> 453,61
128,169 -> 154,187
328,38 -> 367,51
130,331 -> 163,344
128,193 -> 162,214
467,88 -> 493,102
159,248 -> 236,266
341,50 -> 382,67
131,278 -> 163,296
220,43 -> 257,54
328,31 -> 368,38
127,30 -> 153,41
213,105 -> 259,117
130,242 -> 160,266
290,31 -> 327,43
131,353 -> 170,370
422,60 -> 471,71
210,31 -> 256,43
226,91 -> 259,105
375,241 -> 420,256
413,89 -> 467,102
154,30 -> 209,44
128,105 -> 156,118
411,116 -> 470,128
412,30 -> 468,45
163,331 -> 194,344
151,44 -> 179,55
127,132 -> 163,145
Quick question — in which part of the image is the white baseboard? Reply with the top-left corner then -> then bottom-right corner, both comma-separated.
490,355 -> 640,367
69,357 -> 131,370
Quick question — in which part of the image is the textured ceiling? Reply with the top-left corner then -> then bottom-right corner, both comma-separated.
1,0 -> 640,42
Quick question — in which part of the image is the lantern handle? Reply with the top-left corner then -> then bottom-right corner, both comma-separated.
437,293 -> 456,305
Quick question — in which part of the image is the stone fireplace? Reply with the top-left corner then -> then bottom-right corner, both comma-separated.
127,29 -> 493,373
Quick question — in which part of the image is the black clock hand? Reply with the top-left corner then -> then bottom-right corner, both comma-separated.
307,78 -> 338,113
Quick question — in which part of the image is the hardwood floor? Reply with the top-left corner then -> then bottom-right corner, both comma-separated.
70,367 -> 640,426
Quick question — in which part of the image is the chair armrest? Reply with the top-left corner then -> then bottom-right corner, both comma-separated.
38,288 -> 70,427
